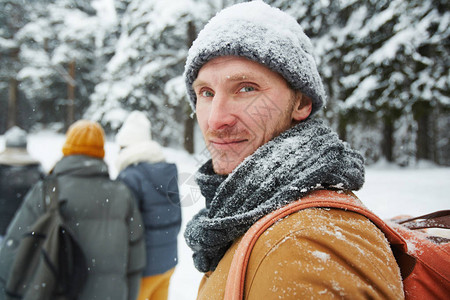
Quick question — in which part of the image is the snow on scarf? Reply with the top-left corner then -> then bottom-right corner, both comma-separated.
184,118 -> 365,272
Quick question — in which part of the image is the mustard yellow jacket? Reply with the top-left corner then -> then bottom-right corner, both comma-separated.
197,208 -> 404,299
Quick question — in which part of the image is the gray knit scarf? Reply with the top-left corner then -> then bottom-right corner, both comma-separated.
184,119 -> 365,272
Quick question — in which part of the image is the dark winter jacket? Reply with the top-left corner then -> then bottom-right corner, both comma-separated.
117,146 -> 181,277
0,148 -> 44,235
0,155 -> 146,300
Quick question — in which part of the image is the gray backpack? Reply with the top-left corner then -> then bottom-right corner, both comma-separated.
4,176 -> 87,300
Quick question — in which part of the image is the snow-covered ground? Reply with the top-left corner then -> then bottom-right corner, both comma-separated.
1,130 -> 449,300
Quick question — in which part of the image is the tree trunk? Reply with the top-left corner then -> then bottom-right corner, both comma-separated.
382,117 -> 394,162
337,113 -> 347,142
184,21 -> 196,154
184,104 -> 195,154
7,78 -> 18,129
414,101 -> 432,162
7,48 -> 19,129
67,60 -> 76,129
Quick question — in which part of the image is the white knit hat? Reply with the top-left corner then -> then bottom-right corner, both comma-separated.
184,1 -> 326,116
116,111 -> 152,147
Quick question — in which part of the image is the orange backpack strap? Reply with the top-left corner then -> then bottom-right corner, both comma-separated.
225,190 -> 450,300
225,190 -> 407,300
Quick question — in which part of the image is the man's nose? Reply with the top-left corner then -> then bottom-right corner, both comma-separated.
208,93 -> 237,130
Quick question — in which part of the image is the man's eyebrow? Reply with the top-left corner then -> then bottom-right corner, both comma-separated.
226,72 -> 258,81
193,72 -> 259,88
193,79 -> 207,89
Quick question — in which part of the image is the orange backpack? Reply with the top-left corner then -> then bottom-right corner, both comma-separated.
225,190 -> 450,300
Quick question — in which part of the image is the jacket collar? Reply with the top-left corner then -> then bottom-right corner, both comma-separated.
116,140 -> 165,172
52,155 -> 109,177
0,148 -> 41,166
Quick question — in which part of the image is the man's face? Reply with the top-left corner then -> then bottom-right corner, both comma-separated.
194,56 -> 311,175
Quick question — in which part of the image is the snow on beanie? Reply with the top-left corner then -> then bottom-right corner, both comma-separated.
5,126 -> 27,148
184,1 -> 326,115
116,111 -> 152,148
62,120 -> 105,158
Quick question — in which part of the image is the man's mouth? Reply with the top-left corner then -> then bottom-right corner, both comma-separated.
208,138 -> 248,151
210,139 -> 247,146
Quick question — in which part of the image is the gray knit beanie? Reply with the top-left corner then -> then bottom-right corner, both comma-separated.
5,126 -> 27,148
184,1 -> 326,116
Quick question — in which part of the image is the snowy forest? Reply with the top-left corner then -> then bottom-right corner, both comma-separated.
1,0 -> 449,166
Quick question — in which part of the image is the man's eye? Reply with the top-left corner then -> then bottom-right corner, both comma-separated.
239,86 -> 255,93
201,90 -> 214,97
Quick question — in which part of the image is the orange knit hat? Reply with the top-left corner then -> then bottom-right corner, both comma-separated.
62,120 -> 105,158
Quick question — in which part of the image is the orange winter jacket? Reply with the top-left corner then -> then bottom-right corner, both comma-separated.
196,203 -> 404,299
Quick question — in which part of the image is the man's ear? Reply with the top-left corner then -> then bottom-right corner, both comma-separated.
291,92 -> 312,122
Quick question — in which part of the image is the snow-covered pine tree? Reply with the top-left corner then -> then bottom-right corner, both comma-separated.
268,0 -> 449,166
0,0 -> 49,132
87,0 -> 211,148
2,0 -> 107,131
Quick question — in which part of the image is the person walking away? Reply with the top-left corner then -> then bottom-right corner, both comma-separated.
183,2 -> 404,299
0,120 -> 146,300
0,126 -> 44,242
116,111 -> 181,300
